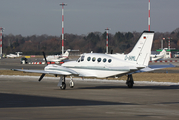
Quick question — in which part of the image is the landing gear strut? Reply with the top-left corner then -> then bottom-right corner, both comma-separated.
61,82 -> 66,90
58,76 -> 66,90
69,76 -> 74,88
57,76 -> 75,90
126,74 -> 134,88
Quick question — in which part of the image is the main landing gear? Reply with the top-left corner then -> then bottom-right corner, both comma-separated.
126,74 -> 134,88
57,76 -> 74,90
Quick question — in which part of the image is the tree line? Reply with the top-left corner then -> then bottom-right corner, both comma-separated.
2,28 -> 179,55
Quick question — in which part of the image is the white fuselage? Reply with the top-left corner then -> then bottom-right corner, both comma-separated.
45,49 -> 70,62
150,48 -> 167,61
46,55 -> 67,62
150,54 -> 165,61
60,53 -> 143,78
6,52 -> 22,58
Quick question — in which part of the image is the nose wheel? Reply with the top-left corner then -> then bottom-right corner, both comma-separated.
69,76 -> 74,88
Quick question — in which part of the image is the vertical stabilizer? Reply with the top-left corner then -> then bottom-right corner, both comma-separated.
63,49 -> 70,57
125,31 -> 154,66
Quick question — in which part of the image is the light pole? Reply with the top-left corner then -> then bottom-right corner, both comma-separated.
105,28 -> 110,54
148,0 -> 151,31
60,3 -> 67,54
161,38 -> 165,50
167,37 -> 172,50
0,27 -> 4,58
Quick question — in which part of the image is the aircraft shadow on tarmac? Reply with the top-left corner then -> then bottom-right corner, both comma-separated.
77,85 -> 179,90
159,102 -> 179,105
0,93 -> 137,108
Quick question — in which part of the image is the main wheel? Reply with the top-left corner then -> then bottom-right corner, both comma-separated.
60,82 -> 66,90
127,81 -> 133,88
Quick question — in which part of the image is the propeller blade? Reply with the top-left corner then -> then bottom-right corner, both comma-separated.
42,52 -> 48,65
39,73 -> 45,81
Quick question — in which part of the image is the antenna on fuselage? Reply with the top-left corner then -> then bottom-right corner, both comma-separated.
110,50 -> 113,54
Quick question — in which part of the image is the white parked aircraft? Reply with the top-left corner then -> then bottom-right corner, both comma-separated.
12,31 -> 174,89
150,48 -> 167,61
45,49 -> 71,63
6,52 -> 22,58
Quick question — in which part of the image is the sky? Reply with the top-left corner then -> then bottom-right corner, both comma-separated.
0,0 -> 179,36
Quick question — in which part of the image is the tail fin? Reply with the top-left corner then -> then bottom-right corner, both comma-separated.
16,52 -> 22,57
159,49 -> 166,56
62,49 -> 71,57
125,31 -> 154,66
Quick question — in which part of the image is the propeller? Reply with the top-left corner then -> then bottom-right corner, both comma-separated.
38,52 -> 48,82
39,73 -> 45,81
42,51 -> 48,65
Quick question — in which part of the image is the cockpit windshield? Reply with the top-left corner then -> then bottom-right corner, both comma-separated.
77,55 -> 85,62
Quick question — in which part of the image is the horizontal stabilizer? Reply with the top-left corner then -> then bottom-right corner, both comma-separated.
148,64 -> 175,70
129,64 -> 175,74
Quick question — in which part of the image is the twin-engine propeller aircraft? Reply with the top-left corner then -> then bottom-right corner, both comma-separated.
150,48 -> 167,61
6,52 -> 22,58
45,49 -> 71,63
12,31 -> 174,90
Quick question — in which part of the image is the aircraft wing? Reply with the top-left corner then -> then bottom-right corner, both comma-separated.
11,67 -> 79,76
129,64 -> 175,74
148,64 -> 175,70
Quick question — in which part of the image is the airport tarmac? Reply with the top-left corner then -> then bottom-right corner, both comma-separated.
0,76 -> 179,120
1,57 -> 179,119
0,57 -> 45,70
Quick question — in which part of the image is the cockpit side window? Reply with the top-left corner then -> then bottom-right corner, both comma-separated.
77,58 -> 80,62
81,56 -> 85,61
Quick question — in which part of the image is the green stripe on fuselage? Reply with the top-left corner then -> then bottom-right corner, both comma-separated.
65,66 -> 130,71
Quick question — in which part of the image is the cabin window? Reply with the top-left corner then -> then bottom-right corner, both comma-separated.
103,58 -> 107,63
87,57 -> 91,61
92,57 -> 96,62
97,58 -> 101,62
108,59 -> 112,63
